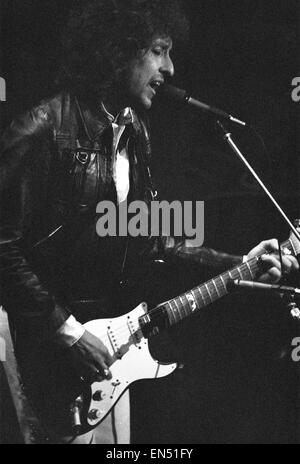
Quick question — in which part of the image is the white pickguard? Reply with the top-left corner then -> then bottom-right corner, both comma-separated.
81,227 -> 300,429
84,302 -> 177,428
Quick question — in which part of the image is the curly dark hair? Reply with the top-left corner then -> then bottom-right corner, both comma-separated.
57,0 -> 189,96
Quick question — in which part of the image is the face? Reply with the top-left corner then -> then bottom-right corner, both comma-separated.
124,36 -> 174,110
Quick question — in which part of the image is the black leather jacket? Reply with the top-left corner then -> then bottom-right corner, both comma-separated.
0,92 -> 242,344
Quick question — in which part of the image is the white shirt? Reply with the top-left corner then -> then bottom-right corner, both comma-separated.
111,108 -> 133,204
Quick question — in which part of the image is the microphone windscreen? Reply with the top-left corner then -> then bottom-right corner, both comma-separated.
161,84 -> 187,102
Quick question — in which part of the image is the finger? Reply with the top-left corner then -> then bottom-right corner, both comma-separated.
92,368 -> 102,381
281,256 -> 293,274
260,239 -> 279,253
259,267 -> 281,283
103,368 -> 112,380
260,255 -> 293,280
104,352 -> 114,366
96,341 -> 114,366
284,256 -> 299,271
259,254 -> 280,272
261,255 -> 298,275
100,362 -> 112,379
81,367 -> 110,383
93,368 -> 108,382
94,362 -> 112,380
79,366 -> 98,383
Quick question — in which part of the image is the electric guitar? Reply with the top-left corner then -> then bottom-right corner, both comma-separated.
67,229 -> 299,434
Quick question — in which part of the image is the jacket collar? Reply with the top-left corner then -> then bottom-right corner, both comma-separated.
76,96 -> 142,142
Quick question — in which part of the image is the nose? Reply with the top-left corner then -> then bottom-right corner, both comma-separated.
161,54 -> 175,77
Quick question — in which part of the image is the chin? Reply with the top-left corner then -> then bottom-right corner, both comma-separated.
143,101 -> 152,110
141,97 -> 153,110
132,95 -> 153,111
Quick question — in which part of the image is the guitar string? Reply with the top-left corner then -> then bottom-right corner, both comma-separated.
87,255 -> 261,342
90,239 -> 296,343
88,238 -> 296,343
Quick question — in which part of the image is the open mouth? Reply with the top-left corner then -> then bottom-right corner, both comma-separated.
149,80 -> 163,93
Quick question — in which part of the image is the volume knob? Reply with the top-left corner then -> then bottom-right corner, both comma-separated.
92,390 -> 106,401
88,409 -> 102,420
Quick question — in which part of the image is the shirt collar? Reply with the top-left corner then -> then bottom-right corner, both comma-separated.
101,102 -> 135,126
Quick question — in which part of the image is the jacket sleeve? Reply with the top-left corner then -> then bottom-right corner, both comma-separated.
0,105 -> 70,342
160,236 -> 243,271
140,116 -> 242,273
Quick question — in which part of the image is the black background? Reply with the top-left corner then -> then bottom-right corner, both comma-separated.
0,0 -> 300,444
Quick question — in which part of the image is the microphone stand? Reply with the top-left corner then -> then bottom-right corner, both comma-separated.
229,279 -> 300,320
216,120 -> 300,243
217,119 -> 300,442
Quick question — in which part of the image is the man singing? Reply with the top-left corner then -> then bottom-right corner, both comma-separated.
0,0 -> 298,444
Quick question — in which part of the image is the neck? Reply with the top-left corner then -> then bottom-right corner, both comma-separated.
102,86 -> 132,117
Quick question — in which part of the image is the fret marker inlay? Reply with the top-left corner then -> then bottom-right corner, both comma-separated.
186,292 -> 197,312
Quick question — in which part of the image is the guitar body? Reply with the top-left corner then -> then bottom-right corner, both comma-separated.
17,227 -> 299,437
84,303 -> 177,429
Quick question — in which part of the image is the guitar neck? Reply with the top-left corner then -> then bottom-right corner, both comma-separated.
140,237 -> 297,337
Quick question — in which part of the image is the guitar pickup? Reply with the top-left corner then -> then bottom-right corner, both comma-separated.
107,327 -> 122,358
127,316 -> 142,347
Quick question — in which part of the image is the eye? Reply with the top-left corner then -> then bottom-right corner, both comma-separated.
152,47 -> 163,56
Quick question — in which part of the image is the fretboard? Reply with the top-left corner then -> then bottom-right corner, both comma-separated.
139,236 -> 298,337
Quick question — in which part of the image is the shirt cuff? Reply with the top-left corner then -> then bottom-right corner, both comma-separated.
54,315 -> 86,347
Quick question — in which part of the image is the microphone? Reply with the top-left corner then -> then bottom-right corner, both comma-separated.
161,84 -> 247,126
228,279 -> 300,296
